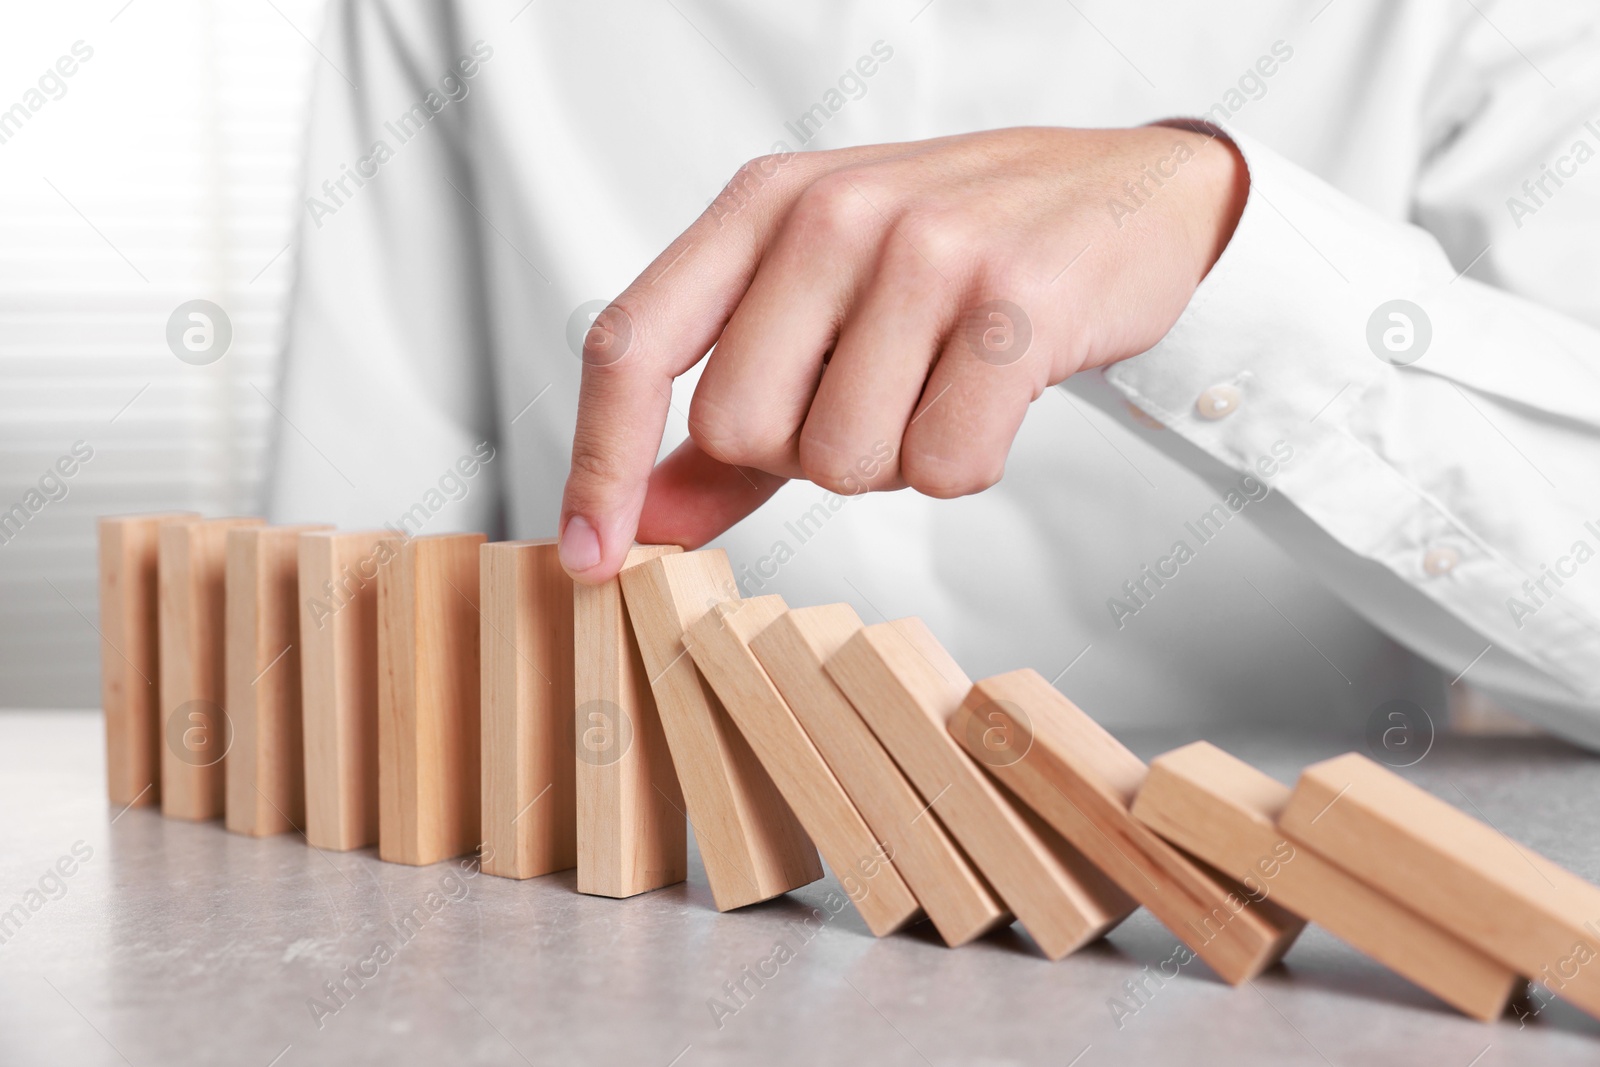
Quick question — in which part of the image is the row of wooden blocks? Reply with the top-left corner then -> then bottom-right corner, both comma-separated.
98,515 -> 1600,1024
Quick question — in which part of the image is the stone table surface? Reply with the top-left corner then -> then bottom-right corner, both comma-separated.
2,709 -> 1598,1066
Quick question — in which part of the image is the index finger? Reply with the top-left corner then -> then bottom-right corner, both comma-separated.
557,156 -> 798,582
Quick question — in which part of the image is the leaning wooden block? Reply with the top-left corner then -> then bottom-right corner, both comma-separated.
1131,742 -> 1519,1020
99,512 -> 196,808
480,540 -> 576,880
825,618 -> 1135,959
224,524 -> 330,836
158,516 -> 264,820
953,671 -> 1303,982
574,544 -> 687,898
299,530 -> 393,851
1281,752 -> 1600,1021
685,596 -> 921,936
749,604 -> 1009,946
619,549 -> 821,910
377,532 -> 485,866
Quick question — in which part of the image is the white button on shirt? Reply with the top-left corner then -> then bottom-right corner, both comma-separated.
269,0 -> 1600,749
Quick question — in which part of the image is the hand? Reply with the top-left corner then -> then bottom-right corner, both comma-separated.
558,124 -> 1249,582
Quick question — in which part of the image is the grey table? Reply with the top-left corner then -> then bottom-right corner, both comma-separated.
2,710 -> 1598,1066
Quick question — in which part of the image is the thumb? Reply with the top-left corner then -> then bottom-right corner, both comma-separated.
635,438 -> 787,550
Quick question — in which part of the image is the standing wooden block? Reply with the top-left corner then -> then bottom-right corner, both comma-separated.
619,550 -> 821,910
99,512 -> 196,808
299,531 -> 394,851
748,604 -> 1009,946
1131,742 -> 1519,1020
480,540 -> 576,879
1280,751 -> 1600,1021
377,532 -> 486,866
955,671 -> 1304,981
685,596 -> 921,936
574,544 -> 687,898
224,524 -> 330,836
825,618 -> 1135,959
158,516 -> 264,820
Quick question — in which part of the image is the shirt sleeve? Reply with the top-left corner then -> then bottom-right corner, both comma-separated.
1094,4 -> 1600,748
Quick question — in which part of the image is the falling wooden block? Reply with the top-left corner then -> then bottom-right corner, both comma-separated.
158,516 -> 265,820
480,540 -> 576,880
223,524 -> 330,836
377,532 -> 485,866
1131,742 -> 1519,1019
299,530 -> 394,851
953,670 -> 1304,982
1280,751 -> 1600,1021
685,596 -> 922,936
99,512 -> 197,808
574,544 -> 687,898
619,549 -> 822,910
748,604 -> 1009,946
825,618 -> 1135,959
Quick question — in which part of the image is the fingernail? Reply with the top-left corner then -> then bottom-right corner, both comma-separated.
559,514 -> 602,574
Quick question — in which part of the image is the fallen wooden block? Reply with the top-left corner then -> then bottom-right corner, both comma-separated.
954,671 -> 1304,982
377,532 -> 485,866
825,618 -> 1135,959
480,540 -> 576,880
748,604 -> 1009,946
1280,751 -> 1600,1022
99,512 -> 196,808
574,544 -> 687,898
1131,742 -> 1519,1020
619,549 -> 821,910
158,516 -> 264,820
224,524 -> 330,836
685,596 -> 921,936
299,530 -> 393,851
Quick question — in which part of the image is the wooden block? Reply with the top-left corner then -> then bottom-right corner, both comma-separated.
1280,751 -> 1600,1021
824,618 -> 1135,959
1131,742 -> 1519,1019
377,532 -> 485,866
954,670 -> 1304,982
224,524 -> 330,836
299,530 -> 393,851
685,596 -> 921,936
749,604 -> 1009,946
480,540 -> 576,879
98,512 -> 197,808
574,544 -> 687,898
158,516 -> 264,820
619,549 -> 822,910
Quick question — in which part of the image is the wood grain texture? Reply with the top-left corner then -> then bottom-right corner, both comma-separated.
377,533 -> 485,866
158,517 -> 264,820
748,604 -> 1009,946
224,524 -> 329,836
1131,742 -> 1519,1020
619,549 -> 821,910
299,531 -> 393,851
955,670 -> 1304,983
99,512 -> 196,808
685,596 -> 922,936
480,540 -> 576,880
574,544 -> 687,897
824,618 -> 1135,959
1280,751 -> 1600,1021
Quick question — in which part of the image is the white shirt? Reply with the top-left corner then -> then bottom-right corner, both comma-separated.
269,0 -> 1600,749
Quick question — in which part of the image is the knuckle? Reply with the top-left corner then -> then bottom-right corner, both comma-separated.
788,170 -> 881,241
798,431 -> 895,495
567,438 -> 628,488
687,404 -> 790,470
892,210 -> 975,271
902,446 -> 1000,499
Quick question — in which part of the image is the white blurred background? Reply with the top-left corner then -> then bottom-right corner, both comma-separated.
0,0 -> 325,705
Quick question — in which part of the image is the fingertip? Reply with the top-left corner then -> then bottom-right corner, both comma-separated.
558,513 -> 614,584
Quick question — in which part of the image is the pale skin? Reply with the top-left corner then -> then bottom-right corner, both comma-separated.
557,125 -> 1250,583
